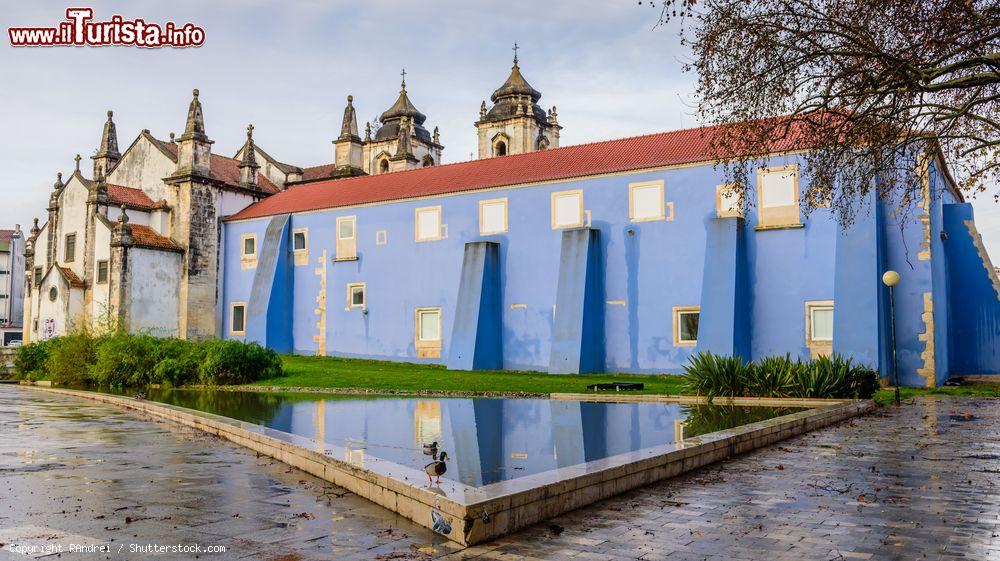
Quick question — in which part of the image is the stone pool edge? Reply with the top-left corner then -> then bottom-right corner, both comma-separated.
17,385 -> 873,547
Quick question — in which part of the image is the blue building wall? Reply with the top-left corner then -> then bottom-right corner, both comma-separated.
222,154 -> 982,385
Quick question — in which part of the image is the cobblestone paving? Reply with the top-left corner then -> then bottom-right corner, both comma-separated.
3,387 -> 999,560
0,386 -> 455,560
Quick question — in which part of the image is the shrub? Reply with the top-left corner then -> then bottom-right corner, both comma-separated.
681,352 -> 753,400
91,332 -> 165,387
748,354 -> 799,397
682,352 -> 881,400
13,340 -> 51,380
199,339 -> 283,385
46,331 -> 98,386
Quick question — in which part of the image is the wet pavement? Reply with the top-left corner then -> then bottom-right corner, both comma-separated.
2,386 -> 999,560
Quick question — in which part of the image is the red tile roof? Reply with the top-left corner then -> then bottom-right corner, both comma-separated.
59,267 -> 85,288
229,123 -> 808,221
130,224 -> 182,252
155,140 -> 279,194
0,230 -> 15,241
300,163 -> 339,182
106,184 -> 168,211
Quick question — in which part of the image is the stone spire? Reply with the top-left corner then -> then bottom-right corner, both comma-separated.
92,110 -> 121,178
29,218 -> 40,240
179,89 -> 209,142
339,95 -> 360,141
393,117 -> 414,159
239,124 -> 260,189
53,172 -> 64,191
172,89 -> 213,178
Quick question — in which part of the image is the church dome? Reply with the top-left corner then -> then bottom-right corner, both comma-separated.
375,74 -> 434,144
490,63 -> 542,103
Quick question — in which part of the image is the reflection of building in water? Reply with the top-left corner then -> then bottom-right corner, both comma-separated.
674,419 -> 685,443
414,400 -> 442,445
313,400 -> 325,453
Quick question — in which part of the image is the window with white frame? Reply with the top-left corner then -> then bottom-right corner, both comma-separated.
415,206 -> 442,242
551,190 -> 583,229
375,230 -> 388,245
479,198 -> 508,235
335,216 -> 357,260
416,307 -> 442,342
347,283 -> 365,309
240,234 -> 258,269
673,306 -> 700,347
757,166 -> 800,227
805,300 -> 834,357
293,229 -> 307,251
716,184 -> 742,218
629,181 -> 665,222
230,302 -> 247,335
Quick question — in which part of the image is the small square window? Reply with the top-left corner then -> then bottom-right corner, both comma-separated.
96,260 -> 109,284
479,198 -> 508,235
757,166 -> 801,228
417,308 -> 441,342
551,190 -> 584,229
293,230 -> 307,251
64,233 -> 77,262
375,230 -> 388,245
806,301 -> 834,343
716,184 -> 742,218
347,283 -> 365,309
230,302 -> 247,335
415,207 -> 442,242
673,306 -> 699,347
629,181 -> 665,222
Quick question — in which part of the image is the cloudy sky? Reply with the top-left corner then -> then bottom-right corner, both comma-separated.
1,1 -> 997,257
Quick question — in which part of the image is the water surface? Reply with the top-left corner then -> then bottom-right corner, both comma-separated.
108,388 -> 801,487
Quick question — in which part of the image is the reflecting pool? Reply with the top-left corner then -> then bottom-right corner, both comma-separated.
108,389 -> 802,487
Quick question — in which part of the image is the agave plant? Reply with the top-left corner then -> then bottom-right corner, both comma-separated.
792,354 -> 855,398
682,352 -> 753,401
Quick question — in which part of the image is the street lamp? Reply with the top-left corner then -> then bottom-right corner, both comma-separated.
882,270 -> 901,405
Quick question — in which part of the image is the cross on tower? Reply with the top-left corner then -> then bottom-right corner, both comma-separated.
400,68 -> 407,89
513,42 -> 519,65
247,123 -> 254,138
74,154 -> 81,172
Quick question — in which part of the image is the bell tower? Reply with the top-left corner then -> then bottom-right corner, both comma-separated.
476,44 -> 561,159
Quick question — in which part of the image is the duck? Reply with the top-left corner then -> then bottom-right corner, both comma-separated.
134,392 -> 146,400
424,451 -> 448,485
422,441 -> 439,456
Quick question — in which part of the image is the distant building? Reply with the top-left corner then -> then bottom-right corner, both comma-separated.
0,227 -> 25,344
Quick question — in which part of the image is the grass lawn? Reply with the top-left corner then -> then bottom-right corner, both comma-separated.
874,383 -> 1000,405
249,354 -> 689,395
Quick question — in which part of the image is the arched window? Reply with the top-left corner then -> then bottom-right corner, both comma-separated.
422,154 -> 434,167
537,135 -> 550,151
379,158 -> 389,174
495,141 -> 507,157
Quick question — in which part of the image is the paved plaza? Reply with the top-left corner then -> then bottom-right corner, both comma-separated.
1,386 -> 998,560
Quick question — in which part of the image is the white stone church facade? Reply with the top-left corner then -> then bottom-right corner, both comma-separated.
22,56 -> 558,342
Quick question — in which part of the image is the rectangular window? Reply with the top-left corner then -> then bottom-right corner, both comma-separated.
673,306 -> 700,347
347,283 -> 365,309
230,302 -> 247,336
629,181 -> 665,222
33,267 -> 41,287
293,229 -> 307,251
292,228 -> 308,266
757,165 -> 801,228
415,206 -> 442,242
417,308 -> 441,342
479,198 -> 508,235
805,300 -> 834,358
716,184 -> 742,218
375,230 -> 388,245
240,234 -> 258,270
335,216 -> 357,260
96,260 -> 109,284
551,190 -> 584,229
64,233 -> 76,262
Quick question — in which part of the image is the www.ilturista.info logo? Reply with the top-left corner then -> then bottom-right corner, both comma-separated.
8,8 -> 205,48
